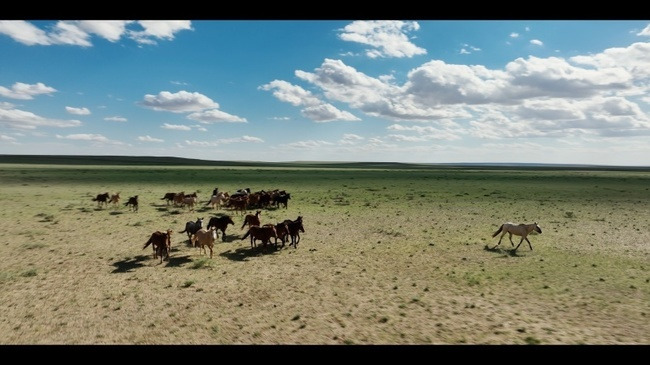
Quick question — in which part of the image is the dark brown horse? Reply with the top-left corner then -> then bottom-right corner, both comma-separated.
206,215 -> 235,241
143,229 -> 173,263
283,216 -> 304,248
242,225 -> 278,248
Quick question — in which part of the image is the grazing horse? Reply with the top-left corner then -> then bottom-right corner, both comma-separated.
92,192 -> 110,208
179,217 -> 204,242
491,222 -> 542,251
191,227 -> 218,258
206,215 -> 235,241
143,229 -> 173,263
283,216 -> 305,248
124,195 -> 138,212
242,225 -> 278,248
241,210 -> 261,230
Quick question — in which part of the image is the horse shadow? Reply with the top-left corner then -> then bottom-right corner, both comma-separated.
164,254 -> 193,267
483,245 -> 524,257
111,255 -> 148,273
109,211 -> 123,216
219,245 -> 281,261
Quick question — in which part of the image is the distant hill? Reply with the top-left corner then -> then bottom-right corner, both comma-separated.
0,154 -> 647,171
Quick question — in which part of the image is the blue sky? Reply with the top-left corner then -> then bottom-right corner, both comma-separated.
1,20 -> 649,166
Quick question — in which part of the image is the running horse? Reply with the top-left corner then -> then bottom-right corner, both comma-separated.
491,222 -> 542,251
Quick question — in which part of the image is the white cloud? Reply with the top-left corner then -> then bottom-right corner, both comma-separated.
0,21 -> 51,45
185,140 -> 217,147
0,82 -> 57,100
510,32 -> 519,38
0,20 -> 191,47
0,104 -> 81,129
259,79 -> 360,122
140,90 -> 218,113
530,39 -> 544,46
282,140 -> 334,149
56,133 -> 123,144
161,123 -> 192,131
129,21 -> 193,45
0,134 -> 18,142
65,106 -> 91,115
460,48 -> 470,55
525,27 -> 530,32
171,80 -> 189,86
187,109 -> 247,123
570,42 -> 650,79
137,135 -> 164,142
338,20 -> 427,58
270,116 -> 290,120
339,133 -> 364,145
636,24 -> 650,36
217,135 -> 264,144
104,116 -> 127,122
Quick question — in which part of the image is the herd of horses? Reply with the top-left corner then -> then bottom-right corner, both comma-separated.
91,188 -> 305,264
93,187 -> 542,264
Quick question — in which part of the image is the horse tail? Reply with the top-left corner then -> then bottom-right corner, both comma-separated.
241,218 -> 247,230
143,237 -> 152,250
242,228 -> 251,240
492,224 -> 503,238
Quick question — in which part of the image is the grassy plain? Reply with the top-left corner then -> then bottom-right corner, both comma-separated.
0,162 -> 648,344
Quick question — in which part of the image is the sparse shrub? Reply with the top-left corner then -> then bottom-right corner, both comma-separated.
564,211 -> 575,219
181,280 -> 195,288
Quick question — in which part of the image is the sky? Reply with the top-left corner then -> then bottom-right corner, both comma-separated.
1,20 -> 650,166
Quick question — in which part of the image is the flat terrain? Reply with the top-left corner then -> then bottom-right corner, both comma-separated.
0,161 -> 648,344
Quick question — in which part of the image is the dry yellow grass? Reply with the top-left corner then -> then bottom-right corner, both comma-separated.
0,164 -> 648,344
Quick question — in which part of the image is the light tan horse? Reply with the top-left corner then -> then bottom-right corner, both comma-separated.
491,222 -> 542,251
191,227 -> 217,258
205,192 -> 229,209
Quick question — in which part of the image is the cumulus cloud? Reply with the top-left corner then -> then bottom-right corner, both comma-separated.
187,109 -> 247,123
0,20 -> 191,47
259,79 -> 360,122
65,106 -> 91,115
0,103 -> 81,129
637,24 -> 650,36
0,82 -> 57,100
104,116 -> 127,122
530,39 -> 544,46
129,21 -> 192,45
570,42 -> 650,79
338,20 -> 427,58
161,123 -> 192,131
140,90 -> 218,113
137,135 -> 163,142
510,32 -> 519,38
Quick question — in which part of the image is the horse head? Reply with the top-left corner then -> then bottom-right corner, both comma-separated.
534,222 -> 542,234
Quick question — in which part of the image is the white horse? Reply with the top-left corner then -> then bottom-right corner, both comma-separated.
491,222 -> 542,251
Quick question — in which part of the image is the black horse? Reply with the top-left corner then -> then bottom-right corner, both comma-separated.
206,215 -> 235,241
179,217 -> 204,242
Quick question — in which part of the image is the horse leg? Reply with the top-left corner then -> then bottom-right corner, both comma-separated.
514,236 -> 525,251
493,232 -> 505,249
508,233 -> 515,247
525,237 -> 533,250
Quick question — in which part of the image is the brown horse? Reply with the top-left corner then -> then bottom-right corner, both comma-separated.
242,225 -> 278,248
491,222 -> 542,251
241,210 -> 261,230
206,215 -> 235,241
143,229 -> 173,263
92,192 -> 110,208
283,216 -> 304,248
